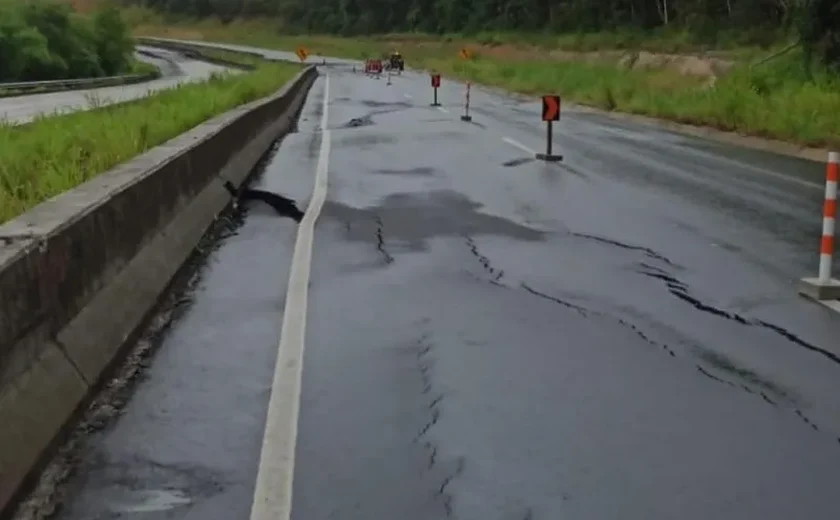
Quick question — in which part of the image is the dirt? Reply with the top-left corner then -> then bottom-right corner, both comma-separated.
619,50 -> 734,77
383,39 -> 735,80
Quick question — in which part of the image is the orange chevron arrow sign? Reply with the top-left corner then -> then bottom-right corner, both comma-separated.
542,95 -> 560,121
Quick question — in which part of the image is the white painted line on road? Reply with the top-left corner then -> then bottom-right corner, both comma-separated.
404,93 -> 412,99
249,74 -> 331,520
751,166 -> 824,191
437,106 -> 449,113
502,136 -> 536,155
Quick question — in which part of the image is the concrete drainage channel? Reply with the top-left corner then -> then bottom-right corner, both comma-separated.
0,65 -> 318,517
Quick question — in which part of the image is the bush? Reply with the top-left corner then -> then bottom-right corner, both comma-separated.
0,0 -> 134,82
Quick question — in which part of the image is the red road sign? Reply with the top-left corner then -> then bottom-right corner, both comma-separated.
365,59 -> 383,74
542,95 -> 560,121
431,74 -> 441,88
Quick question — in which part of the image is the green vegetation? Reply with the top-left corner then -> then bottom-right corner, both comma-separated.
0,0 -> 136,82
129,11 -> 840,149
0,58 -> 302,224
122,0 -> 840,69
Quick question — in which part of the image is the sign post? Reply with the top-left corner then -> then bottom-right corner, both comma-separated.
461,81 -> 472,122
536,95 -> 563,162
430,74 -> 441,106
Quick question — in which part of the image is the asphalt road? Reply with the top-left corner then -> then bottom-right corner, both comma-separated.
44,63 -> 840,520
139,37 -> 351,65
0,46 -> 232,124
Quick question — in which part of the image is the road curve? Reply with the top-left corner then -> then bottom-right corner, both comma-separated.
0,46 -> 233,125
24,56 -> 840,520
138,36 -> 354,66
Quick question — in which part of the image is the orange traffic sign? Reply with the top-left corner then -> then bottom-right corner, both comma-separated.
295,47 -> 309,61
459,48 -> 472,60
431,74 -> 441,88
542,95 -> 560,121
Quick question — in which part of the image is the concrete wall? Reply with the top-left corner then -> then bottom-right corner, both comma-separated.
136,38 -> 262,70
0,65 -> 318,515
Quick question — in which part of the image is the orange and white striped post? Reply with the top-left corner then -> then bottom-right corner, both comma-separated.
819,152 -> 838,281
800,151 -> 840,301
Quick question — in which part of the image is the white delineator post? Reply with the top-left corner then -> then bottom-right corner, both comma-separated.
800,151 -> 840,301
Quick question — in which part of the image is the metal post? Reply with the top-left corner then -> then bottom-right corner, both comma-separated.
546,121 -> 552,156
536,120 -> 562,162
461,82 -> 472,122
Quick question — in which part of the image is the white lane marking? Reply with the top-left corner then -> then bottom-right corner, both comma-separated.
746,164 -> 823,191
249,74 -> 331,520
501,136 -> 536,155
437,106 -> 449,113
404,93 -> 412,99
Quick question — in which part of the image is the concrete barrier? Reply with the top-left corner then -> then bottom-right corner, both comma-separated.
0,65 -> 318,515
135,38 -> 260,70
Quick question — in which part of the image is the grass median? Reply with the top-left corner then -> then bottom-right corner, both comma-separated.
130,13 -> 840,151
0,58 -> 302,224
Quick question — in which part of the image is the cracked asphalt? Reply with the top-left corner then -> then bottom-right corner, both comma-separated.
46,63 -> 840,520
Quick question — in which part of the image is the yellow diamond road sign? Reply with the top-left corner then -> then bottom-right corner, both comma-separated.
296,47 -> 308,61
460,48 -> 472,60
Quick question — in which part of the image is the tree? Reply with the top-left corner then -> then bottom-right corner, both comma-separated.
94,5 -> 134,74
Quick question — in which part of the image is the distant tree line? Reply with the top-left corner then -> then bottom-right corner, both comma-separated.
126,0 -> 839,68
0,1 -> 134,82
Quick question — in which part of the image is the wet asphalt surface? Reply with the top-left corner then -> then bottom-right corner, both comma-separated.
0,46 -> 232,124
49,64 -> 840,519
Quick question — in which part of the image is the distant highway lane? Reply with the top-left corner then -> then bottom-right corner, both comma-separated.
0,45 -> 233,125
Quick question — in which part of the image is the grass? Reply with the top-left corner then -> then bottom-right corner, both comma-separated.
0,58 -> 302,224
128,10 -> 840,150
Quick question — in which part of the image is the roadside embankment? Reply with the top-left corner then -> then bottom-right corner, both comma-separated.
0,66 -> 162,100
0,57 -> 301,223
136,37 -> 263,69
0,64 -> 318,517
133,18 -> 840,151
0,48 -> 166,100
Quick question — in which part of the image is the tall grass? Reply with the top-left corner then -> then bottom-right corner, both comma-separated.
430,51 -> 840,146
0,60 -> 301,224
131,14 -> 840,150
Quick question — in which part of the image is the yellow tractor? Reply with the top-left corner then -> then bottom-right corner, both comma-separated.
386,51 -> 404,73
